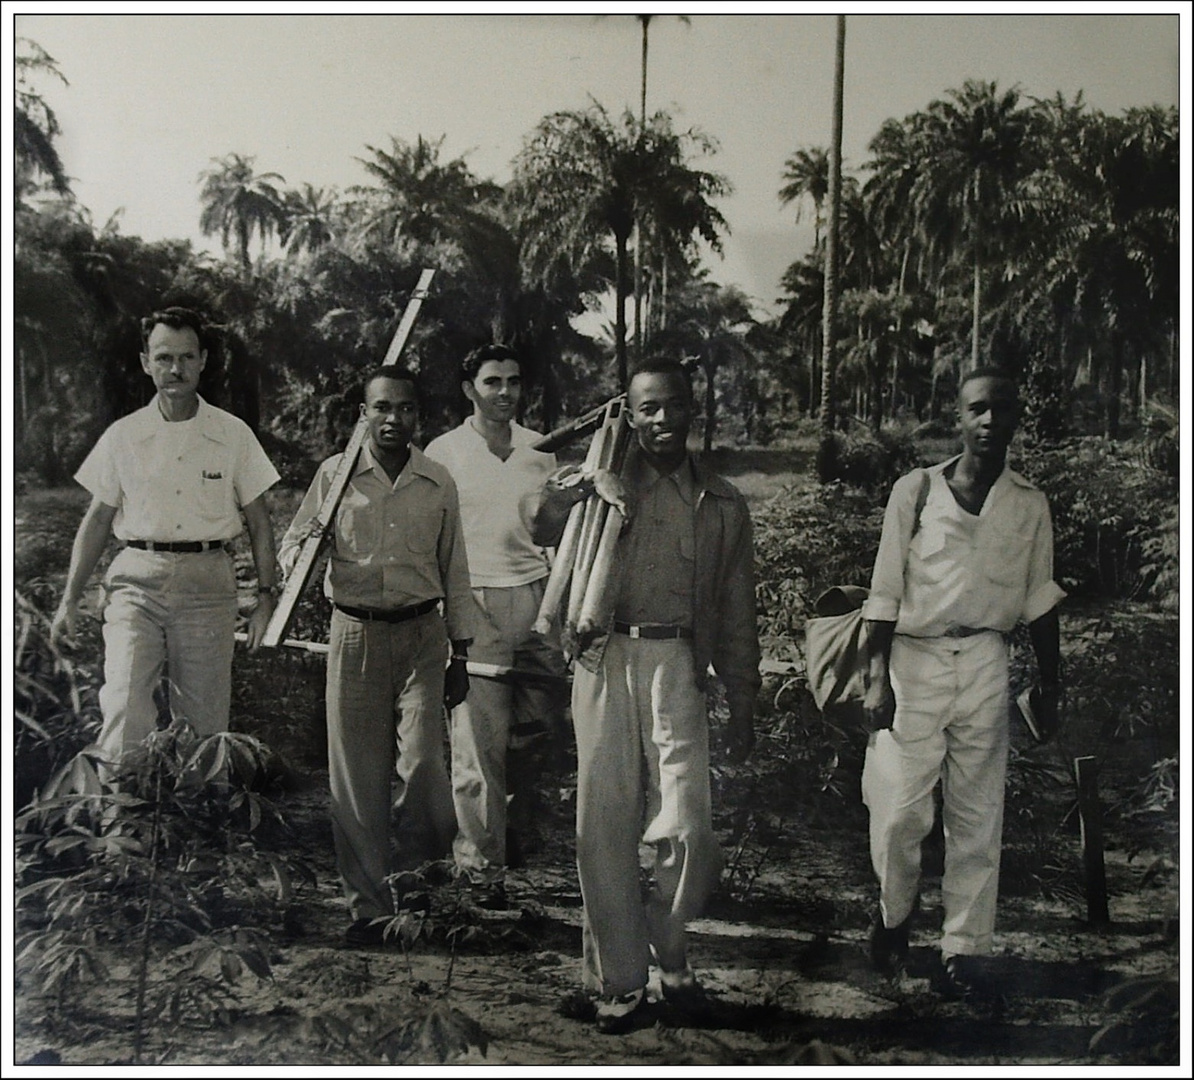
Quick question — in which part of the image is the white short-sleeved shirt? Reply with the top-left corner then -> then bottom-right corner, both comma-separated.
74,397 -> 280,543
423,419 -> 557,588
864,457 -> 1066,636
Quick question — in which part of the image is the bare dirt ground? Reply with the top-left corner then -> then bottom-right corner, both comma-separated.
12,700 -> 1180,1067
11,487 -> 1183,1067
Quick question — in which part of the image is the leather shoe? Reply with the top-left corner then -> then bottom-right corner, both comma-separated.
595,988 -> 645,1034
345,917 -> 389,946
939,954 -> 977,999
869,911 -> 910,973
660,968 -> 717,1025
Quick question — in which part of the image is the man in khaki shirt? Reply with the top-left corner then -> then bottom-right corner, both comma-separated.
280,367 -> 475,945
533,358 -> 760,1033
51,307 -> 280,767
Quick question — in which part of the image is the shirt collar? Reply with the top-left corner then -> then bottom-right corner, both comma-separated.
356,441 -> 444,486
630,451 -> 697,506
462,417 -> 540,451
129,396 -> 224,443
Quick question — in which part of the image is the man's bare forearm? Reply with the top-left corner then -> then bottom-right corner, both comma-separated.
1028,608 -> 1060,686
61,498 -> 118,605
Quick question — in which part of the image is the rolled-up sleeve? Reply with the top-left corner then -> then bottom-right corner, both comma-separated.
862,472 -> 919,623
1023,492 -> 1066,624
278,461 -> 331,578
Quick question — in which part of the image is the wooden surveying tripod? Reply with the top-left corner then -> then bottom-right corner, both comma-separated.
261,267 -> 436,649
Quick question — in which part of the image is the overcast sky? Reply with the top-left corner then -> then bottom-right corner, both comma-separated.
10,8 -> 1184,316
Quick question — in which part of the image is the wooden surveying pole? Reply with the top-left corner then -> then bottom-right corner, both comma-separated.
261,268 -> 436,649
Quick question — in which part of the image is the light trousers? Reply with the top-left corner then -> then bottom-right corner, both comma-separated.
97,546 -> 238,764
326,608 -> 457,920
572,635 -> 723,996
862,632 -> 1010,958
450,579 -> 566,878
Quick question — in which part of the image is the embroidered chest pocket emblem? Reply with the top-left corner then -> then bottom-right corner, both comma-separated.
202,470 -> 224,480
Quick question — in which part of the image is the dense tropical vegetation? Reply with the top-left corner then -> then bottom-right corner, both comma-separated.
15,36 -> 1178,488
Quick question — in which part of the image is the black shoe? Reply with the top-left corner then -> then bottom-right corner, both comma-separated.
869,911 -> 911,974
595,988 -> 645,1034
345,917 -> 389,946
660,970 -> 718,1025
471,879 -> 508,911
939,954 -> 977,999
395,889 -> 431,914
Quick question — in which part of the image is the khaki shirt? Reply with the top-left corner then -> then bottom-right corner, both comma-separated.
864,457 -> 1066,635
279,443 -> 476,642
74,397 -> 279,542
613,456 -> 697,628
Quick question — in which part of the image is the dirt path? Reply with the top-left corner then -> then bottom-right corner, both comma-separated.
13,767 -> 1178,1067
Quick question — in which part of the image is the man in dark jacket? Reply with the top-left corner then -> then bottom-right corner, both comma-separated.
534,358 -> 760,1033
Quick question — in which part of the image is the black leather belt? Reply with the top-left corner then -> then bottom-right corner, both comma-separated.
334,598 -> 440,624
613,622 -> 693,640
941,626 -> 991,639
127,539 -> 226,553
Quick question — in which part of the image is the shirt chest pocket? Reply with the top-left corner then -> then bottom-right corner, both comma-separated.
194,449 -> 235,516
406,508 -> 442,554
978,520 -> 1034,587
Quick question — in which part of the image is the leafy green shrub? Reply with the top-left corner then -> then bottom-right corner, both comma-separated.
14,590 -> 103,810
752,481 -> 884,643
15,727 -> 313,1061
1016,437 -> 1178,606
819,425 -> 922,492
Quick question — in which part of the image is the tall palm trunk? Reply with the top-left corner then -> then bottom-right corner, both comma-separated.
633,16 -> 651,364
970,171 -> 982,373
817,14 -> 846,480
615,228 -> 631,388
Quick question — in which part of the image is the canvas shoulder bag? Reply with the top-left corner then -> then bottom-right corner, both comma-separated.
804,469 -> 931,712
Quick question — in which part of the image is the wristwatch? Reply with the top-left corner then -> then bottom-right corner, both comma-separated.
257,584 -> 282,599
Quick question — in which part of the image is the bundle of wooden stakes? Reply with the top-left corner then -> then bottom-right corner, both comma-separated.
533,396 -> 631,642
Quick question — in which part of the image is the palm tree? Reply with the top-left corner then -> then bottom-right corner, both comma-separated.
198,153 -> 287,275
1017,101 -> 1177,437
658,280 -> 755,451
818,14 -> 846,479
913,80 -> 1038,373
279,183 -> 340,256
779,146 -> 830,249
779,253 -> 825,416
631,15 -> 690,359
15,38 -> 71,203
353,134 -> 502,250
511,103 -> 728,387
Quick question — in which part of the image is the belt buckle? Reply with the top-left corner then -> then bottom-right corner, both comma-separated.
628,625 -> 641,639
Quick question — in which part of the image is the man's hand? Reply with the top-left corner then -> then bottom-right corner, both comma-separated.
547,466 -> 629,519
444,656 -> 470,710
589,468 -> 629,520
244,594 -> 275,652
50,597 -> 79,648
862,673 -> 896,733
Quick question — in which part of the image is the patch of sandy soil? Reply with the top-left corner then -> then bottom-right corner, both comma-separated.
12,772 -> 1179,1067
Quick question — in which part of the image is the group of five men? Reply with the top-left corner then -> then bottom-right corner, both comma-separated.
51,306 -> 1062,1033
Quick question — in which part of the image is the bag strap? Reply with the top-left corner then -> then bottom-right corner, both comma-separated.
909,468 -> 931,542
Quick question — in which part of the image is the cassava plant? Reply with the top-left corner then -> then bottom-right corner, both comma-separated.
15,724 -> 313,1063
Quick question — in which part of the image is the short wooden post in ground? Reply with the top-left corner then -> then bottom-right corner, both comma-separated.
1074,755 -> 1110,926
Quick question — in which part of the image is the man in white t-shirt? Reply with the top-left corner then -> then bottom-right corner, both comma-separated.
424,344 -> 566,907
51,307 -> 280,768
